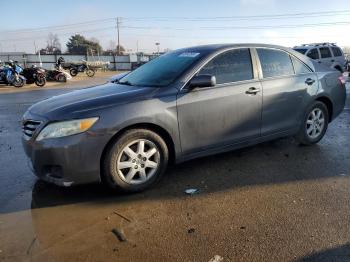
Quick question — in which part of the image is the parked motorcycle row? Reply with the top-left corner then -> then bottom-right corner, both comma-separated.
0,57 -> 96,88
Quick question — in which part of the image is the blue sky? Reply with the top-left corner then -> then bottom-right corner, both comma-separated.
1,0 -> 350,53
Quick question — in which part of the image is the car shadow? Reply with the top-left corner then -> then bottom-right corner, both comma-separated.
29,134 -> 346,210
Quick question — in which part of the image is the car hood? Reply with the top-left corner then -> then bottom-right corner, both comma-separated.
28,82 -> 157,120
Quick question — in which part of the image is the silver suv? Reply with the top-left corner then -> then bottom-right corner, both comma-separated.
294,43 -> 345,72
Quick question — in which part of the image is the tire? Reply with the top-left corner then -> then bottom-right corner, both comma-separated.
35,75 -> 46,87
57,74 -> 67,82
86,69 -> 95,77
103,129 -> 169,192
69,68 -> 78,77
13,78 -> 24,88
296,101 -> 329,145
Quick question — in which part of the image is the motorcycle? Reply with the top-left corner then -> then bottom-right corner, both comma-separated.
46,59 -> 71,83
21,65 -> 46,87
46,69 -> 70,82
0,62 -> 26,87
61,60 -> 95,77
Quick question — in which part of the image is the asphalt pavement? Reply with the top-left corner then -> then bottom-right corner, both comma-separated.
0,75 -> 349,262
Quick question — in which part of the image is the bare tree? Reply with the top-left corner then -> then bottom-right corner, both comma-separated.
40,33 -> 61,54
342,46 -> 350,56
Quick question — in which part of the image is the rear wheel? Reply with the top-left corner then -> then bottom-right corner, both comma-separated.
57,74 -> 67,82
34,75 -> 46,87
69,68 -> 78,77
296,101 -> 329,145
103,129 -> 168,192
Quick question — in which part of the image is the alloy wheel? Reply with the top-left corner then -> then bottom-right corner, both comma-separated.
116,139 -> 160,185
306,108 -> 325,139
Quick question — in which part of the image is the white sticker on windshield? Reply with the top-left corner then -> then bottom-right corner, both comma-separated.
179,52 -> 200,58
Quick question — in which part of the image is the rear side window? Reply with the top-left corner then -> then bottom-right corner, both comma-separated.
331,47 -> 342,57
294,49 -> 307,55
319,47 -> 332,58
198,48 -> 253,84
257,48 -> 294,78
307,48 -> 319,60
291,57 -> 312,74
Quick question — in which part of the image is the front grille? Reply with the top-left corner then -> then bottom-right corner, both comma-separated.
22,120 -> 41,138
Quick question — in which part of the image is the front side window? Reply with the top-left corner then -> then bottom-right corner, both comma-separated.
257,48 -> 294,78
198,48 -> 253,84
291,56 -> 312,75
331,47 -> 342,57
319,47 -> 332,58
307,48 -> 319,60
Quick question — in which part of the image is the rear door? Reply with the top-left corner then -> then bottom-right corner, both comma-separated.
318,47 -> 334,67
256,48 -> 316,135
177,48 -> 262,155
331,46 -> 346,67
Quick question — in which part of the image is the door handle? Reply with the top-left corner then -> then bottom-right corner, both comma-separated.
245,87 -> 260,95
305,78 -> 315,85
331,59 -> 335,62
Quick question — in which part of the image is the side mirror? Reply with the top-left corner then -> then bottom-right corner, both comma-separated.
189,75 -> 216,89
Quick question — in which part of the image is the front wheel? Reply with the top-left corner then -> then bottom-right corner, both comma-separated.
296,101 -> 329,145
13,77 -> 25,88
86,68 -> 95,77
103,129 -> 169,192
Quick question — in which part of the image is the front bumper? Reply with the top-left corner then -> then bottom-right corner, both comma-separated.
22,130 -> 106,187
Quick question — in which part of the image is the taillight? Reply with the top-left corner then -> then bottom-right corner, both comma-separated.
338,75 -> 346,86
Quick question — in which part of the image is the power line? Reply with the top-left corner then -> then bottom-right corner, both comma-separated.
123,10 -> 350,21
122,21 -> 350,30
2,9 -> 350,34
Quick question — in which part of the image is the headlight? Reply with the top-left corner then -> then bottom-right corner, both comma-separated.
36,117 -> 99,141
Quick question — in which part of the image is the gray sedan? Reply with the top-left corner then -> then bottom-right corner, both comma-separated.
22,44 -> 346,192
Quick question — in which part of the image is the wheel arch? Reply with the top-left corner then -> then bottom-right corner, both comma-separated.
315,96 -> 333,122
100,123 -> 176,180
333,64 -> 343,73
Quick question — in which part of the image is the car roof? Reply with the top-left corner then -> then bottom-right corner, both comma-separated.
175,43 -> 315,72
176,43 -> 294,53
293,43 -> 340,49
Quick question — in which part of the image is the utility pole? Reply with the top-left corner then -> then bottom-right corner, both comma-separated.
116,17 -> 121,55
34,41 -> 42,67
155,42 -> 160,55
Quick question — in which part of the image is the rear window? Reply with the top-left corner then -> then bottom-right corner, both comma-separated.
257,48 -> 294,78
319,47 -> 332,58
294,49 -> 307,55
307,48 -> 319,60
291,56 -> 312,74
331,47 -> 343,57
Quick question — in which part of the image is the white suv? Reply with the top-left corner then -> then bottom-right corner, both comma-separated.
293,43 -> 345,72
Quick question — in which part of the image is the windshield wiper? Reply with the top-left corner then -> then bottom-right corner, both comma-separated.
117,80 -> 133,86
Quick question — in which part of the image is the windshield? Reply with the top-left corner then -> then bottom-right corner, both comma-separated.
119,51 -> 204,87
294,48 -> 308,55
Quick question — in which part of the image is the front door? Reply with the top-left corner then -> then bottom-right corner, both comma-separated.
177,48 -> 262,155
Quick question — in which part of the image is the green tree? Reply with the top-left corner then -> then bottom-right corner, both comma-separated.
66,34 -> 103,55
